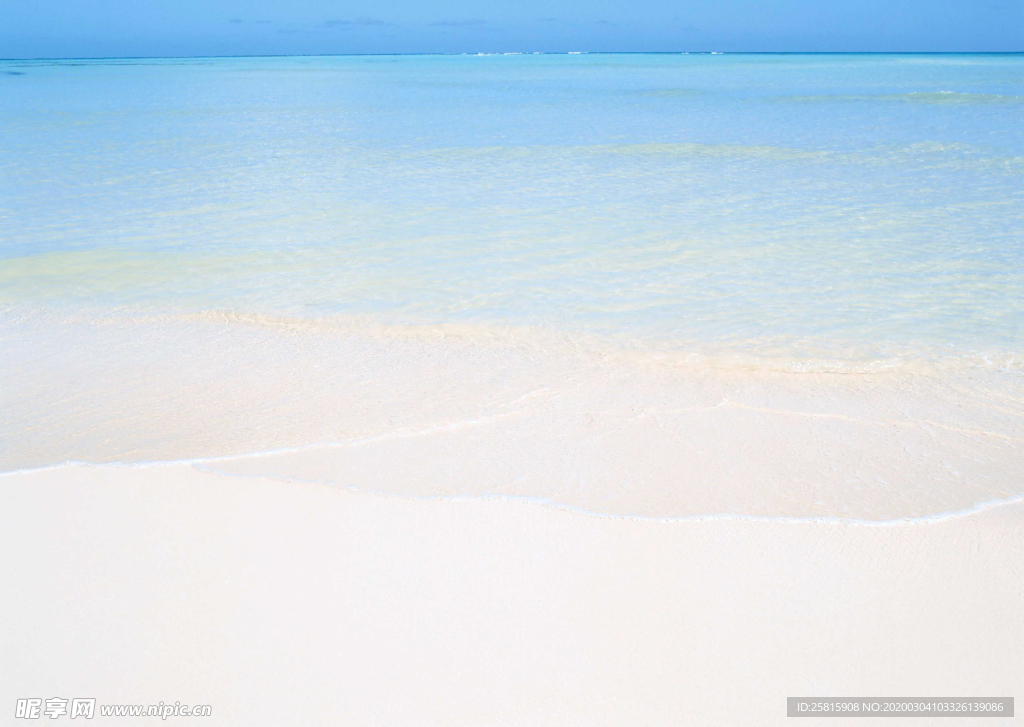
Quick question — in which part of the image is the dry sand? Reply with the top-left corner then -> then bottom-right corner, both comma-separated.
2,462 -> 1021,725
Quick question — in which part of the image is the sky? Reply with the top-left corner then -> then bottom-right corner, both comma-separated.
1,0 -> 1021,58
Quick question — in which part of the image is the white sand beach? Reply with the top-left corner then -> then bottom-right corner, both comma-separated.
2,462 -> 1021,725
3,316 -> 1023,724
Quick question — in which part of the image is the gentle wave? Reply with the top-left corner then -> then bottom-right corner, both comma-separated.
4,305 -> 1023,375
1,303 -> 1019,376
783,91 -> 1024,105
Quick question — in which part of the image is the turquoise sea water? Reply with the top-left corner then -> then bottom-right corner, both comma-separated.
2,53 -> 1022,368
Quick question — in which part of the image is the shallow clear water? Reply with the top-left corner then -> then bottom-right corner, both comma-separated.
2,53 -> 1023,368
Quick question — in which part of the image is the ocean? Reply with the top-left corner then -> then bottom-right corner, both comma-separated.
3,53 -> 1022,365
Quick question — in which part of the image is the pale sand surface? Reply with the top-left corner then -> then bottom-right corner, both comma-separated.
2,463 -> 1021,725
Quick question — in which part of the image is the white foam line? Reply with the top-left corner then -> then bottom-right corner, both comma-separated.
186,462 -> 1024,527
721,400 -> 1024,444
0,412 -> 527,476
5,458 -> 1023,527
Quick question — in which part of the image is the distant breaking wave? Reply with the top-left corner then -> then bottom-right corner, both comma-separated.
783,91 -> 1024,105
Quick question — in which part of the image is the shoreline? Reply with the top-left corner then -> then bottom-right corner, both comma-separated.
5,460 -> 1024,527
4,314 -> 1022,521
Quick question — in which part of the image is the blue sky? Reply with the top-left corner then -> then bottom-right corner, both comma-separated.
2,0 -> 1021,58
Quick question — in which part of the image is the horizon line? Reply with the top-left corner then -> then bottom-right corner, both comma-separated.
3,50 -> 1023,62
